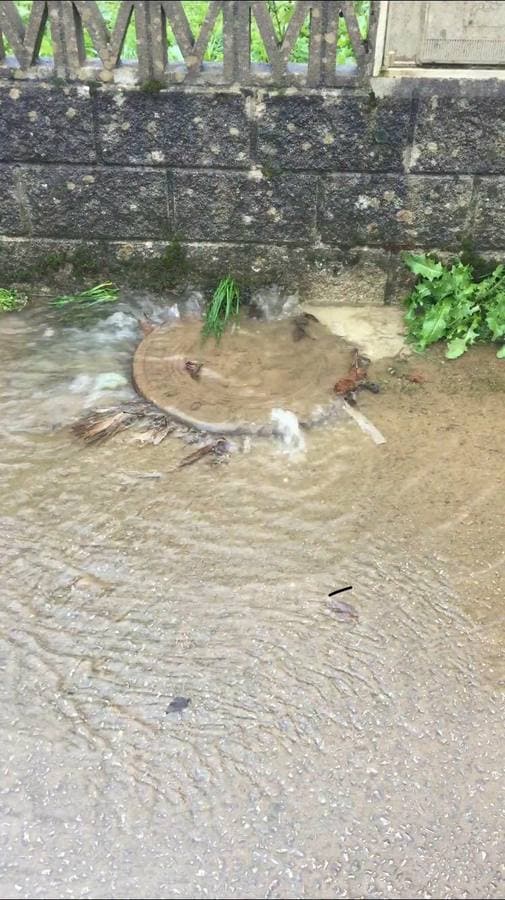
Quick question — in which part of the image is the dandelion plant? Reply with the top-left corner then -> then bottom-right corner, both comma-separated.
0,288 -> 28,312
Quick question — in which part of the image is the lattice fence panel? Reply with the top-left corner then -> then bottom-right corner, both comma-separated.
0,0 -> 377,85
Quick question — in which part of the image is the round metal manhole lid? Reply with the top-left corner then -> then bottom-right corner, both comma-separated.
133,317 -> 351,434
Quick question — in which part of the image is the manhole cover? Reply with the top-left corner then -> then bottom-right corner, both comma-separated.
133,317 -> 350,434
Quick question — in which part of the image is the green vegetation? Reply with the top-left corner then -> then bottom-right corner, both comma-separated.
202,276 -> 240,341
160,239 -> 188,286
10,1 -> 369,66
139,79 -> 165,93
0,288 -> 28,312
50,282 -> 119,308
403,253 -> 505,359
459,238 -> 498,280
123,241 -> 188,292
70,246 -> 105,279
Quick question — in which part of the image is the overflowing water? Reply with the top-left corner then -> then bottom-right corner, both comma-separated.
271,408 -> 306,453
0,292 -> 504,899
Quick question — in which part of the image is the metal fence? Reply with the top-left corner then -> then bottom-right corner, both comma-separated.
0,1 -> 377,86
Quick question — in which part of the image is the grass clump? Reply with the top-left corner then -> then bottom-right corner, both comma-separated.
403,253 -> 505,359
0,288 -> 28,312
202,277 -> 240,342
50,282 -> 119,308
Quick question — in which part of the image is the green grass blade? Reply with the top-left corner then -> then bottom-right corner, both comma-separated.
50,282 -> 119,308
202,277 -> 240,342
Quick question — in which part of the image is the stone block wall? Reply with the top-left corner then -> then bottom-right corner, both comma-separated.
2,76 -> 505,299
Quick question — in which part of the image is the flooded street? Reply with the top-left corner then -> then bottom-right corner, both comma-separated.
0,297 -> 504,899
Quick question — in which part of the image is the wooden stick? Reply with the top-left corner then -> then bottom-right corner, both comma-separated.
342,401 -> 386,445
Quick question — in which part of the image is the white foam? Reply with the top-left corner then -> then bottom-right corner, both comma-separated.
93,372 -> 129,391
271,408 -> 306,453
85,311 -> 139,344
69,374 -> 93,394
251,286 -> 300,320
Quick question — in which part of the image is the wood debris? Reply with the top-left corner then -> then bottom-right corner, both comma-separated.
178,438 -> 229,468
138,316 -> 156,336
72,400 -> 174,445
342,400 -> 386,445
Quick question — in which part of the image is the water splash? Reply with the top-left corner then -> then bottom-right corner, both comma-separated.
271,408 -> 306,453
250,285 -> 299,320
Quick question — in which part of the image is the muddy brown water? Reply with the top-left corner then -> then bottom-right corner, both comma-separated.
0,300 -> 504,899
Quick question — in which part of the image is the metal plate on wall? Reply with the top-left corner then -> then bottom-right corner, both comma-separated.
384,0 -> 505,68
420,1 -> 505,64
